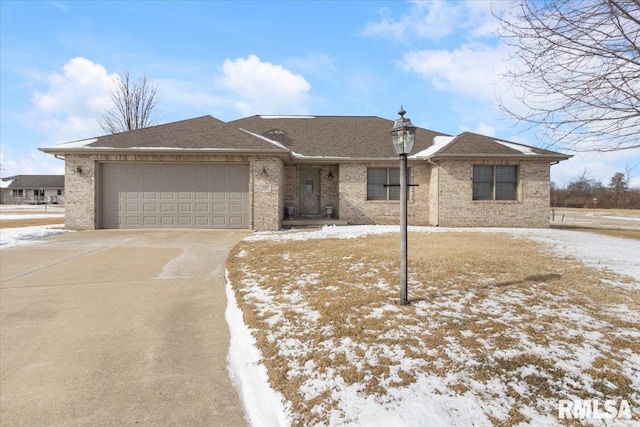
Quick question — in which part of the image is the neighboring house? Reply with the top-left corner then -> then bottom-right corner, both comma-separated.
39,115 -> 570,231
0,175 -> 65,205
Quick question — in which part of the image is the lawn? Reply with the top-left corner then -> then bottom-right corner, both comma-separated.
226,227 -> 640,426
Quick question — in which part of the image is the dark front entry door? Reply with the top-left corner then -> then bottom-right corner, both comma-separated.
299,169 -> 321,216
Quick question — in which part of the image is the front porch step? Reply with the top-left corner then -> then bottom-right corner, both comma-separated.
282,219 -> 349,228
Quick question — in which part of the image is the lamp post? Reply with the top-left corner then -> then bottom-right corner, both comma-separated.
390,107 -> 416,305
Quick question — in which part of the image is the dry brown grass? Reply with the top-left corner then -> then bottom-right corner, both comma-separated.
0,217 -> 64,229
227,232 -> 640,426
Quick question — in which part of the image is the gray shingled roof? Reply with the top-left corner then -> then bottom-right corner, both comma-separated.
435,132 -> 566,157
3,175 -> 64,188
87,116 -> 286,151
40,114 -> 570,161
230,115 -> 447,158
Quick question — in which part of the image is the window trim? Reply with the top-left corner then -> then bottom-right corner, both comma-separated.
472,165 -> 518,201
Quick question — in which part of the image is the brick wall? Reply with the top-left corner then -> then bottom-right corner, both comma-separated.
62,153 -> 284,232
251,156 -> 284,230
338,162 -> 430,225
62,153 -> 551,231
65,155 -> 97,230
433,159 -> 550,227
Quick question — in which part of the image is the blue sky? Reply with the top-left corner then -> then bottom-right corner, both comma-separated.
1,0 -> 639,187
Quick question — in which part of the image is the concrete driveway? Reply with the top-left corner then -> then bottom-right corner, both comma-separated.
0,229 -> 251,426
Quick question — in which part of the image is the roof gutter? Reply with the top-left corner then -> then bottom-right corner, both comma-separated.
425,153 -> 573,161
38,147 -> 289,156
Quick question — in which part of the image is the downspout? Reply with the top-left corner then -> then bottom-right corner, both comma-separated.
54,155 -> 65,161
427,158 -> 439,226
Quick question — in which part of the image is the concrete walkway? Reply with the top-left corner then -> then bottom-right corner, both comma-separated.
0,230 -> 251,426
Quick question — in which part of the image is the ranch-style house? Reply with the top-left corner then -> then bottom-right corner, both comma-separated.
39,114 -> 571,231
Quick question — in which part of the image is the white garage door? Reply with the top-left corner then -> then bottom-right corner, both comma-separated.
101,163 -> 249,229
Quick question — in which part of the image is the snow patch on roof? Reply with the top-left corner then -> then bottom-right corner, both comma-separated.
239,128 -> 290,151
410,136 -> 455,159
259,115 -> 316,119
494,140 -> 537,155
46,137 -> 98,149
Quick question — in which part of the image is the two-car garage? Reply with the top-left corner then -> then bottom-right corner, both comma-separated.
100,163 -> 249,229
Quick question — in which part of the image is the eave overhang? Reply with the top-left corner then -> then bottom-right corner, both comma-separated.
422,153 -> 573,162
38,146 -> 290,157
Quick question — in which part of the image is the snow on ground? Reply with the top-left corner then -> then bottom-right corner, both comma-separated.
227,225 -> 640,426
0,213 -> 65,220
248,225 -> 640,283
0,204 -> 65,212
0,226 -> 68,249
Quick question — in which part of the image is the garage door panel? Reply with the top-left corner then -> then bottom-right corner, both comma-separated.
125,217 -> 141,226
126,204 -> 140,213
143,216 -> 159,226
195,217 -> 210,226
229,217 -> 245,227
212,217 -> 228,226
229,203 -> 244,213
101,163 -> 248,229
161,217 -> 176,226
178,217 -> 193,226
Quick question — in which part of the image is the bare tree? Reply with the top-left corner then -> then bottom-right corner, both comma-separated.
609,171 -> 630,207
100,71 -> 159,134
496,0 -> 640,152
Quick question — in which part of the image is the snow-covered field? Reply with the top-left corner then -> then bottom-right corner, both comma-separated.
0,225 -> 68,249
0,204 -> 65,212
0,204 -> 65,220
0,205 -> 67,248
226,226 -> 640,427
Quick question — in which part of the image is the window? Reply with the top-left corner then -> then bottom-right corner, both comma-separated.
12,189 -> 23,196
473,165 -> 517,201
367,167 -> 407,200
57,189 -> 63,196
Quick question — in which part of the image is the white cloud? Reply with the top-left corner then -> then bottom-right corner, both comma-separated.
399,42 -> 508,101
362,1 -> 460,42
362,1 -> 506,42
217,54 -> 311,116
29,57 -> 116,142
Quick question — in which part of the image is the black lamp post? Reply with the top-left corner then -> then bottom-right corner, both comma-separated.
390,106 -> 416,305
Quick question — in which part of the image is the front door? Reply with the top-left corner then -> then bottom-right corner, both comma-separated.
299,169 -> 321,216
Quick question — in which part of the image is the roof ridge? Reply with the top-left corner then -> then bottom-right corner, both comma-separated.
100,115 -> 220,137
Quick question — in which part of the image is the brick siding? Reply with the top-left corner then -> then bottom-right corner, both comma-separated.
62,153 -> 551,232
63,153 -> 283,231
432,159 -> 550,227
338,162 -> 430,225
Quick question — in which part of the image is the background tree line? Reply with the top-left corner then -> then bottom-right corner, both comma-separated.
551,168 -> 640,209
